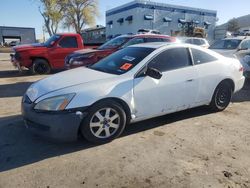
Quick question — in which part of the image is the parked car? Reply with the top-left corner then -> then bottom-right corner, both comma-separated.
240,54 -> 250,78
209,36 -> 250,78
10,33 -> 85,74
22,43 -> 245,143
65,34 -> 176,69
9,41 -> 20,47
179,37 -> 210,48
137,29 -> 161,34
209,37 -> 250,57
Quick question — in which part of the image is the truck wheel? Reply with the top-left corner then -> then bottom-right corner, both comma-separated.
32,59 -> 51,74
209,82 -> 233,111
80,100 -> 126,144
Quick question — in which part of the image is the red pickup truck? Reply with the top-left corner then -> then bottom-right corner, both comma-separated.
11,33 -> 85,74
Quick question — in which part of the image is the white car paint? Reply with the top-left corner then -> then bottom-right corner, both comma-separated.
26,43 -> 245,123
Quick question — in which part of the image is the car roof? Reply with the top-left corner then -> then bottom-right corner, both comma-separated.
178,37 -> 207,40
223,36 -> 250,40
128,42 -> 194,49
116,34 -> 172,39
129,42 -> 223,59
133,34 -> 171,38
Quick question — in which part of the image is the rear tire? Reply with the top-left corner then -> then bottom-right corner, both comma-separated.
32,59 -> 51,74
209,82 -> 233,111
81,100 -> 126,144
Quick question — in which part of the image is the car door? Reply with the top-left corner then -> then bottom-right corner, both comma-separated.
133,47 -> 199,119
190,48 -> 219,104
49,36 -> 79,68
237,39 -> 250,58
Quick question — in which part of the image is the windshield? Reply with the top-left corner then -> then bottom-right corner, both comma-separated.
122,38 -> 145,48
89,47 -> 154,75
98,36 -> 130,50
209,39 -> 242,50
44,35 -> 61,47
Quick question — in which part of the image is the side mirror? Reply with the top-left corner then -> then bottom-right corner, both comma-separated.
145,67 -> 162,80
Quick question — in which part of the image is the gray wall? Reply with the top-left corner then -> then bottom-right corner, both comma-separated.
106,0 -> 217,41
0,26 -> 36,45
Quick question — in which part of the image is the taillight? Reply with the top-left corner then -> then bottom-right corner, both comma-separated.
239,66 -> 244,72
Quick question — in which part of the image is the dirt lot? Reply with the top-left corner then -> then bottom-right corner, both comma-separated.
0,55 -> 250,188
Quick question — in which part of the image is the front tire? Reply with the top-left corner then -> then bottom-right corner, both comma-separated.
209,82 -> 233,111
81,100 -> 126,144
32,58 -> 51,74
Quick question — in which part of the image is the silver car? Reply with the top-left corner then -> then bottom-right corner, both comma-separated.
209,37 -> 250,78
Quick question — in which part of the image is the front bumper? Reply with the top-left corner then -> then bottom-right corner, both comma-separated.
21,100 -> 87,142
10,54 -> 22,71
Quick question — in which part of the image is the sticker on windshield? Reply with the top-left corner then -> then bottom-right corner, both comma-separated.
122,56 -> 135,62
120,63 -> 133,70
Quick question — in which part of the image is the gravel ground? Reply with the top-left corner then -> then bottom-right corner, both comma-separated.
0,55 -> 250,188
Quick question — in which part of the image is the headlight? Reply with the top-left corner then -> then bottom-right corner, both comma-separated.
34,93 -> 75,111
70,53 -> 94,65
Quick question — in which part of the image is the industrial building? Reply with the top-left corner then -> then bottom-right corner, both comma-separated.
81,25 -> 106,45
106,0 -> 217,41
0,26 -> 36,46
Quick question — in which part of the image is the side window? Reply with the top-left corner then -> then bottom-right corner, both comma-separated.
185,39 -> 193,44
59,37 -> 78,48
199,39 -> 206,45
148,48 -> 191,72
193,39 -> 202,45
241,40 -> 250,49
191,48 -> 217,65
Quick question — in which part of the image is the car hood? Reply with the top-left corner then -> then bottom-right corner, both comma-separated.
26,67 -> 116,102
74,48 -> 100,54
212,49 -> 237,58
13,43 -> 46,52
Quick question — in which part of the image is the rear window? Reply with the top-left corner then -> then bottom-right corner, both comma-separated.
191,48 -> 217,64
59,37 -> 78,48
209,39 -> 242,50
193,39 -> 202,45
89,47 -> 154,75
98,36 -> 130,50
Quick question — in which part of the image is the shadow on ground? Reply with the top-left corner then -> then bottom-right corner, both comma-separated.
232,79 -> 250,102
0,106 -> 214,172
0,70 -> 33,78
0,69 -> 63,79
0,82 -> 33,98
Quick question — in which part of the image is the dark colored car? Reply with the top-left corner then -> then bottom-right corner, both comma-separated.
65,34 -> 176,69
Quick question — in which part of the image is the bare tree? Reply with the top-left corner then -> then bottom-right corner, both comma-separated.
38,0 -> 65,36
62,0 -> 98,33
227,18 -> 240,33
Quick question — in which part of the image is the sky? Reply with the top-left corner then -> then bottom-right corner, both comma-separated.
0,0 -> 250,39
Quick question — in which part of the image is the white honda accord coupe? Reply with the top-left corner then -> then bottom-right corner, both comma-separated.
22,43 -> 245,143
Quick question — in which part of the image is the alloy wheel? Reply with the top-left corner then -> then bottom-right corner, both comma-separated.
90,108 -> 120,139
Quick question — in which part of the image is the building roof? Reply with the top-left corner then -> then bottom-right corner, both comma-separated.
0,26 -> 35,30
106,0 -> 217,17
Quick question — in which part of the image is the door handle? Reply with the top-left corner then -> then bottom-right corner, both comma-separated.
186,79 -> 194,82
